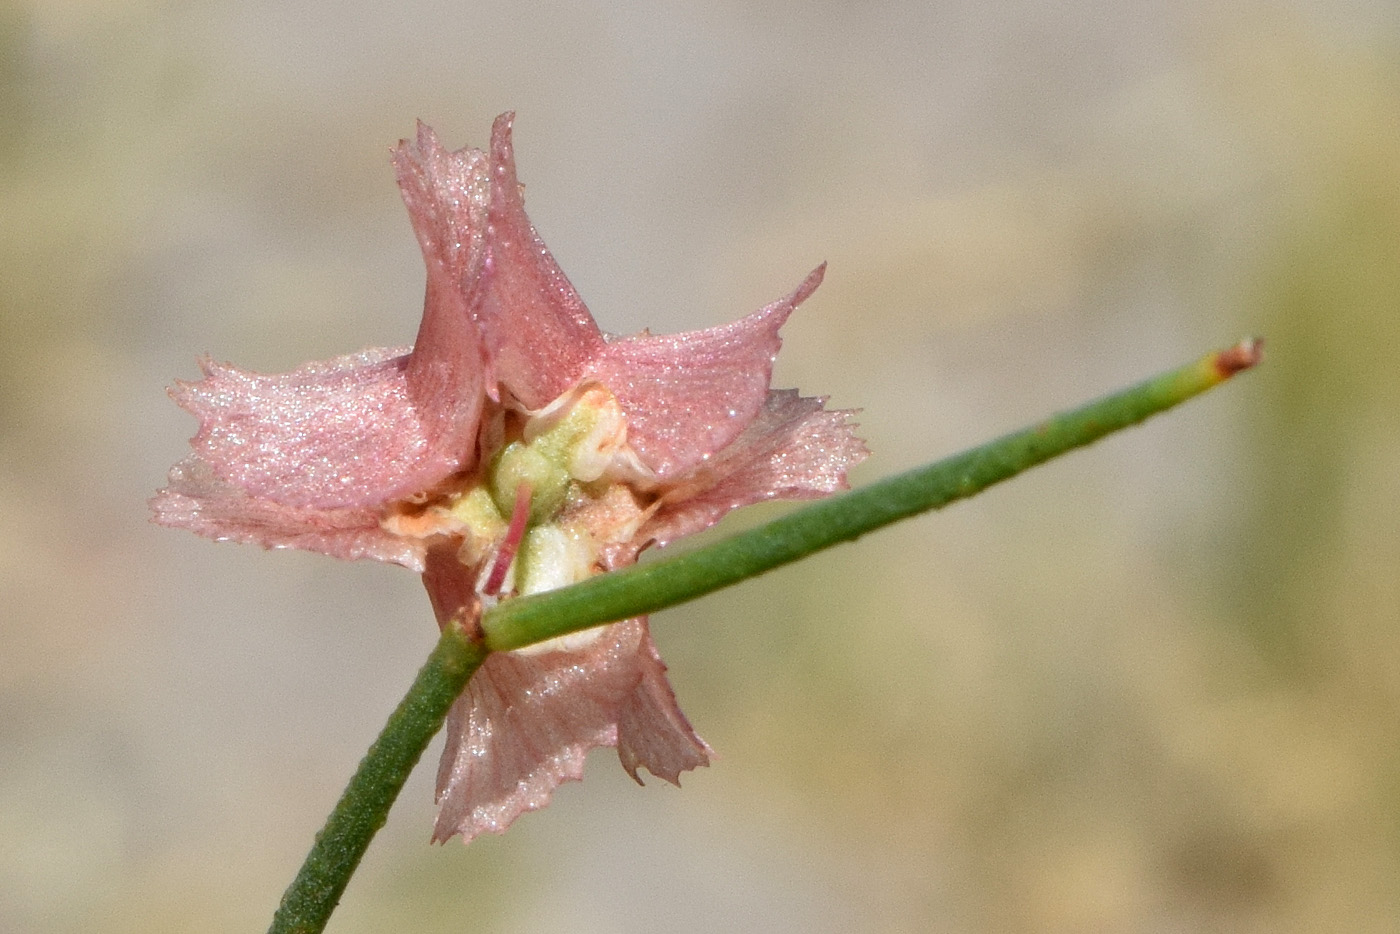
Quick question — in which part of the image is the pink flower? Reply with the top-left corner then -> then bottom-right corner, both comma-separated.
153,113 -> 868,842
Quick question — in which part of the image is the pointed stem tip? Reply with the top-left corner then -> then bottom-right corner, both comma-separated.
1213,337 -> 1264,380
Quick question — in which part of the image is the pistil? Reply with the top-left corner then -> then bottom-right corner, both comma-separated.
482,482 -> 533,596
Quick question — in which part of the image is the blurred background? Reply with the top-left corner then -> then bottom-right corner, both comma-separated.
3,0 -> 1398,931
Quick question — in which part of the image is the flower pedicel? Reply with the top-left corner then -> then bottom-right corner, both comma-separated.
153,113 -> 867,842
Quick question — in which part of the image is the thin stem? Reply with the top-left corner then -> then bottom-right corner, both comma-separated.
268,620 -> 487,934
268,339 -> 1260,933
482,339 -> 1262,651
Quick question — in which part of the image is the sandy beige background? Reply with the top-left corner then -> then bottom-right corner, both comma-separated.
3,1 -> 1398,931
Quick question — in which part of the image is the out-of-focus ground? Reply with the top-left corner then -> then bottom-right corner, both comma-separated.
3,1 -> 1398,931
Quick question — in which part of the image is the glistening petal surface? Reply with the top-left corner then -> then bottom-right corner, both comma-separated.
433,621 -> 643,843
394,122 -> 491,478
478,112 -> 604,408
616,622 -> 713,784
175,129 -> 495,514
586,265 -> 827,479
641,389 -> 868,550
151,456 -> 426,569
175,348 -> 458,511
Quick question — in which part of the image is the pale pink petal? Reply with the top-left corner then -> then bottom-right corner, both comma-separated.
585,265 -> 826,479
432,621 -> 642,843
176,348 -> 464,510
617,621 -> 713,784
174,130 -> 493,515
640,389 -> 868,550
393,123 -> 490,476
151,456 -> 425,569
478,112 -> 604,408
392,122 -> 489,298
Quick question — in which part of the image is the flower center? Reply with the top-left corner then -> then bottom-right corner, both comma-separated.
383,383 -> 654,652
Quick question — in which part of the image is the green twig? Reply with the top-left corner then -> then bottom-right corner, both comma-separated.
268,339 -> 1261,934
268,620 -> 487,934
483,339 -> 1262,650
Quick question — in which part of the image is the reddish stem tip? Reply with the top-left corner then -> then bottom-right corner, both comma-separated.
1214,337 -> 1264,379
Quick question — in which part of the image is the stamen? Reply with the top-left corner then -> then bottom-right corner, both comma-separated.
482,482 -> 532,596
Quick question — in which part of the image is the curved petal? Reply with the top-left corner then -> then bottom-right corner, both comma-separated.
393,123 -> 490,476
585,265 -> 826,480
429,608 -> 710,843
616,620 -> 713,784
479,112 -> 604,408
432,620 -> 641,843
150,456 -> 425,569
176,130 -> 494,516
176,348 -> 464,510
640,388 -> 868,550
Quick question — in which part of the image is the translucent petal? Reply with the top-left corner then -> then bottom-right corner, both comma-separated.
175,348 -> 456,511
393,123 -> 490,476
587,266 -> 826,479
478,112 -> 604,408
616,622 -> 713,784
641,388 -> 869,550
150,456 -> 425,569
433,620 -> 638,842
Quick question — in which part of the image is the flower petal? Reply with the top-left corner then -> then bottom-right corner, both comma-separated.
478,112 -> 604,408
616,622 -> 713,784
174,130 -> 494,515
175,348 -> 460,510
432,621 -> 639,843
393,123 -> 491,478
150,456 -> 425,569
585,265 -> 826,479
640,388 -> 869,550
430,614 -> 709,843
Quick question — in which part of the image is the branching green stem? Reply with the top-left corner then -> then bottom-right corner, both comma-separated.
268,339 -> 1260,934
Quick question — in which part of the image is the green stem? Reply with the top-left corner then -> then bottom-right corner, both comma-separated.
483,339 -> 1262,651
268,339 -> 1260,933
268,620 -> 487,934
